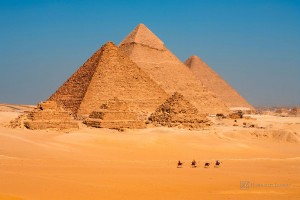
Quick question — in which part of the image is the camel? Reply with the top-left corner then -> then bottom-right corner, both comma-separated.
191,160 -> 197,168
204,162 -> 211,168
177,160 -> 183,168
214,160 -> 222,168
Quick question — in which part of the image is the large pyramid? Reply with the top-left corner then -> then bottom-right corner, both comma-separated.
185,55 -> 254,110
119,24 -> 229,115
49,42 -> 168,117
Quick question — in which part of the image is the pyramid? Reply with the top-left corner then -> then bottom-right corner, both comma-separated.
185,55 -> 254,110
12,101 -> 79,130
119,24 -> 229,115
84,98 -> 146,129
48,47 -> 103,115
48,42 -> 168,117
148,92 -> 210,129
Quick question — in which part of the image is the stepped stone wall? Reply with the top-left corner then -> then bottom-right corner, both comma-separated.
84,98 -> 146,129
13,101 -> 78,130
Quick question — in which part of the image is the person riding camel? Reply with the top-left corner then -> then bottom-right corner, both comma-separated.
177,160 -> 183,168
191,160 -> 197,167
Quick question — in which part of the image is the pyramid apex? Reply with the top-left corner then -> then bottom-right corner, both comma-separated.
190,55 -> 199,59
185,55 -> 205,67
119,24 -> 165,50
189,55 -> 203,61
102,41 -> 117,48
99,41 -> 119,54
137,23 -> 146,27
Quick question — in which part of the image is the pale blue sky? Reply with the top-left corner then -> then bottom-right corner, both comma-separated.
0,0 -> 299,107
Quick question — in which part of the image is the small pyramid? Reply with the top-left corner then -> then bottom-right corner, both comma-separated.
12,101 -> 79,130
185,55 -> 254,110
49,42 -> 168,117
119,24 -> 229,115
120,23 -> 165,50
84,98 -> 146,129
148,92 -> 210,129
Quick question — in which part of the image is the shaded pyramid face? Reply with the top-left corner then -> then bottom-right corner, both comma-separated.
48,47 -> 103,115
49,42 -> 168,117
185,55 -> 254,110
119,24 -> 229,115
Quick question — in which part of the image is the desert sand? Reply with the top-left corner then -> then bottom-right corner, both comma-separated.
0,104 -> 299,200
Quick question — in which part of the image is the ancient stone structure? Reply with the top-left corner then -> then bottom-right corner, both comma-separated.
185,55 -> 254,110
84,98 -> 146,129
289,107 -> 300,117
13,101 -> 78,130
49,41 -> 168,118
275,108 -> 289,117
148,92 -> 211,129
119,24 -> 229,115
228,110 -> 243,119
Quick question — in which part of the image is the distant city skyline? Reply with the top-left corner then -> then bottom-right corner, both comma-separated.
0,0 -> 299,107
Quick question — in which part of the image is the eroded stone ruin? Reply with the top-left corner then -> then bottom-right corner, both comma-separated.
84,98 -> 145,129
12,101 -> 78,130
148,92 -> 211,129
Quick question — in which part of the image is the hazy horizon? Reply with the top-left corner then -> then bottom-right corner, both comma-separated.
0,0 -> 299,107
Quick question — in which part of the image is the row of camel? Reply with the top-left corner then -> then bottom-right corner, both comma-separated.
177,160 -> 222,168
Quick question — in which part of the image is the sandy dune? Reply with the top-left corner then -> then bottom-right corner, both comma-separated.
0,105 -> 299,200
